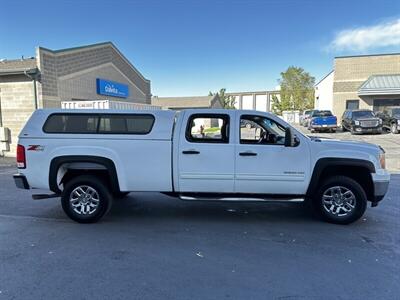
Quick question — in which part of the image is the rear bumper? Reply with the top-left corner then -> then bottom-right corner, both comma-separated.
13,174 -> 30,190
310,124 -> 337,129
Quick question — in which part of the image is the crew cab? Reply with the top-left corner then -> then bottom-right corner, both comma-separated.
14,109 -> 390,224
341,109 -> 382,135
308,110 -> 337,133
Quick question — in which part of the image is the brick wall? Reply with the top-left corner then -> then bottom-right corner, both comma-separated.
0,76 -> 35,156
332,54 -> 400,117
38,43 -> 151,108
57,63 -> 148,104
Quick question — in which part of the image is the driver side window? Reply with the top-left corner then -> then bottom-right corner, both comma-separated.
240,115 -> 285,145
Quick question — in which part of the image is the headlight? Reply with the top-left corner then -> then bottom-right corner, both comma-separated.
397,120 -> 400,125
354,120 -> 360,125
379,119 -> 382,125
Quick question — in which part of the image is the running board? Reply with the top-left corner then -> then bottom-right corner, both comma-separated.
179,195 -> 305,203
32,193 -> 60,200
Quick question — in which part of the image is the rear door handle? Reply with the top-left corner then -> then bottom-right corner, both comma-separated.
182,150 -> 200,155
239,151 -> 257,156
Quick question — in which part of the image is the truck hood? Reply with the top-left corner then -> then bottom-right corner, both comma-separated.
309,136 -> 381,154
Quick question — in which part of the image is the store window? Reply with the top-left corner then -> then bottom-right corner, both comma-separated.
373,99 -> 400,112
346,100 -> 359,110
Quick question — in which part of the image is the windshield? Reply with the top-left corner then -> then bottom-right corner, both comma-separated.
304,110 -> 313,116
392,108 -> 400,115
352,111 -> 375,118
313,110 -> 333,117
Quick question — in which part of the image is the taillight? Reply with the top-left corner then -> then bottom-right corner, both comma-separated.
16,144 -> 26,169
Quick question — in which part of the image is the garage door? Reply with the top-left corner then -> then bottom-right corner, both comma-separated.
373,99 -> 400,112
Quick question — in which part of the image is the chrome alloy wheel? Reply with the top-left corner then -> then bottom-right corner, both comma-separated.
69,185 -> 100,215
322,186 -> 356,217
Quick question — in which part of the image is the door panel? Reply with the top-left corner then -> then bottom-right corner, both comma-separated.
235,113 -> 310,194
178,112 -> 235,192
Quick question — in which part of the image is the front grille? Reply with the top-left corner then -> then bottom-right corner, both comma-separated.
360,120 -> 379,127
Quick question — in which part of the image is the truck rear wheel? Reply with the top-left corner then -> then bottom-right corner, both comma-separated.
61,175 -> 113,223
312,176 -> 367,224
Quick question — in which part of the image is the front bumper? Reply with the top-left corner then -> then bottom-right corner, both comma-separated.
13,174 -> 30,190
353,125 -> 382,133
371,171 -> 390,205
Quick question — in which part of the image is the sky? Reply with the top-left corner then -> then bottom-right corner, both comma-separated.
1,0 -> 399,96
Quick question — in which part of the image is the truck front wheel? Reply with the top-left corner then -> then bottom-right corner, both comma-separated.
312,176 -> 367,224
61,175 -> 113,223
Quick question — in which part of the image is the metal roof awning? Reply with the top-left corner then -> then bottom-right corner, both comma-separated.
358,74 -> 400,96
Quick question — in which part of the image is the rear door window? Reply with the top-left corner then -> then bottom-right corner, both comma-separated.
186,114 -> 229,143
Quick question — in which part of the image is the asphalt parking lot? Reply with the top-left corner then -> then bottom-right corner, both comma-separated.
295,125 -> 400,172
0,164 -> 399,300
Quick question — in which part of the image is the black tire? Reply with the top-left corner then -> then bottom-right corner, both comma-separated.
341,124 -> 347,132
61,175 -> 113,223
312,176 -> 367,225
350,126 -> 356,135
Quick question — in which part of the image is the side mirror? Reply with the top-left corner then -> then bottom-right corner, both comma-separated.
284,127 -> 295,147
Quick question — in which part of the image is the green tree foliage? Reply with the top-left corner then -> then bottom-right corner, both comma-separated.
272,66 -> 315,115
209,88 -> 236,109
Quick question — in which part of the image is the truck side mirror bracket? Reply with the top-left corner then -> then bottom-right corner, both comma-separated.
284,127 -> 295,147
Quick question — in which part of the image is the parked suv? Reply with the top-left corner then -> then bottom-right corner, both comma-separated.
341,109 -> 382,135
376,107 -> 400,134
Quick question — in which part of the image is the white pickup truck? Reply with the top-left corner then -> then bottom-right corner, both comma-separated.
14,109 -> 390,224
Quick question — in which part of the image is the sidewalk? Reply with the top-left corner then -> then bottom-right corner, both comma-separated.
0,156 -> 16,168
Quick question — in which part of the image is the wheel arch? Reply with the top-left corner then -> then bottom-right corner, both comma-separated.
306,158 -> 375,201
49,155 -> 120,194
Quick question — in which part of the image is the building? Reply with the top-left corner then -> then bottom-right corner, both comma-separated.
226,90 -> 280,112
315,53 -> 400,117
314,70 -> 334,111
151,95 -> 222,110
0,42 -> 152,156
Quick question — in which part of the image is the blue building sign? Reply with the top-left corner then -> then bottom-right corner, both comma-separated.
96,78 -> 129,98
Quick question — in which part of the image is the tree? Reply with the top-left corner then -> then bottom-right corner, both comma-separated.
209,88 -> 236,109
272,66 -> 315,115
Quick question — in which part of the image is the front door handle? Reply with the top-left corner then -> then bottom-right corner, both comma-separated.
239,151 -> 257,156
182,150 -> 200,155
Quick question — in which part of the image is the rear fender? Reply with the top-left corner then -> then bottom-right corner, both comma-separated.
49,156 -> 120,194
